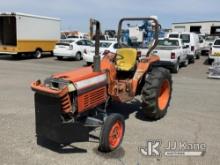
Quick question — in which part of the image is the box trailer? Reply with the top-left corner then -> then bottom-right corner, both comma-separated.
0,12 -> 60,58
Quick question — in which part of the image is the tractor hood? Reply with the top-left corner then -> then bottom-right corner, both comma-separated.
52,66 -> 108,93
52,66 -> 103,83
31,66 -> 107,98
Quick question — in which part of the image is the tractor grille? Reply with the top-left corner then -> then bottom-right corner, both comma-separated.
60,93 -> 72,113
77,87 -> 107,113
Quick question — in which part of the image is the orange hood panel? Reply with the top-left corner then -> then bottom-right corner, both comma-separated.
52,66 -> 103,83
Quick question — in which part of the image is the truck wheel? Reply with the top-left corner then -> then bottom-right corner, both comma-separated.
75,52 -> 81,61
34,50 -> 42,59
190,57 -> 195,63
183,59 -> 189,67
56,56 -> 63,60
86,62 -> 92,66
208,58 -> 213,65
172,61 -> 179,73
141,67 -> 172,120
99,114 -> 125,152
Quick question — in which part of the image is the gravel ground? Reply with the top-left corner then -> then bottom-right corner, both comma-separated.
0,55 -> 219,165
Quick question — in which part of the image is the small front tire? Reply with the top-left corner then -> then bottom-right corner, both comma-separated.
99,114 -> 125,152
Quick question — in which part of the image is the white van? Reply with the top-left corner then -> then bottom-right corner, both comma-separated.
167,32 -> 200,63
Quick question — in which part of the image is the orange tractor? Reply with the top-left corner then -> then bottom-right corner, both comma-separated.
31,17 -> 172,152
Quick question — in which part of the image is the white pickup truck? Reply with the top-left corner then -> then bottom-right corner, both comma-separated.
209,38 -> 220,64
152,38 -> 189,73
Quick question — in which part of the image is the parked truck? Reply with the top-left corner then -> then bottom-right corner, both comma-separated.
0,12 -> 60,58
152,38 -> 189,73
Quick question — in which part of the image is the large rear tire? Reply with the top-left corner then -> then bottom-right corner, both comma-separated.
141,67 -> 172,120
99,114 -> 125,152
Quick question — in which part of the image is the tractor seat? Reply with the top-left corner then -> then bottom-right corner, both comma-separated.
116,48 -> 137,71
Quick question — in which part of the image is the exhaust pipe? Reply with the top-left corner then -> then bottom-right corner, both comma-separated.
90,19 -> 101,72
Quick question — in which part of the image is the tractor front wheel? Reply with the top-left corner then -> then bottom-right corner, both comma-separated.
141,67 -> 172,120
99,114 -> 125,152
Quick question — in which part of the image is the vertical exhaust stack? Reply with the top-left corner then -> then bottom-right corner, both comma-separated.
90,19 -> 101,72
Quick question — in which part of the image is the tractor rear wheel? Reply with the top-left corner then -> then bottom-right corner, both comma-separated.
99,114 -> 125,152
141,67 -> 172,120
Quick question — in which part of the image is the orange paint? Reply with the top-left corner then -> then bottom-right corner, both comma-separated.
158,79 -> 171,111
77,86 -> 107,113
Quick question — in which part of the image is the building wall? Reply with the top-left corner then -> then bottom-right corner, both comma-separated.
172,22 -> 220,35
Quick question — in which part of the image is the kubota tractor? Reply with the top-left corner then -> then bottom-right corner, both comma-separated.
31,17 -> 172,152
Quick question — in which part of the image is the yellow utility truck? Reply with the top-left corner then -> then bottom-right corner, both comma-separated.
0,12 -> 60,58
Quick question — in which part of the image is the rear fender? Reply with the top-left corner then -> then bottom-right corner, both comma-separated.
131,55 -> 160,95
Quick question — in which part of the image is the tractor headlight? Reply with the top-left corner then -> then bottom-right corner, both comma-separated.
67,83 -> 76,92
44,78 -> 76,91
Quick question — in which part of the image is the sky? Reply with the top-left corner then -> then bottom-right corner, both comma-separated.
0,0 -> 220,32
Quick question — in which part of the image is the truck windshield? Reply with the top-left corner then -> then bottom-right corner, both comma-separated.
180,34 -> 190,43
214,40 -> 220,45
169,34 -> 179,38
91,42 -> 111,48
206,36 -> 216,42
158,39 -> 179,47
100,42 -> 112,48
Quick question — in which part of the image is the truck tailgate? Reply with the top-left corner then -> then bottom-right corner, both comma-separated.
152,49 -> 174,61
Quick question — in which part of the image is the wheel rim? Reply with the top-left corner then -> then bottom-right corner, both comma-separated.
108,120 -> 123,149
158,79 -> 170,110
36,51 -> 41,58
